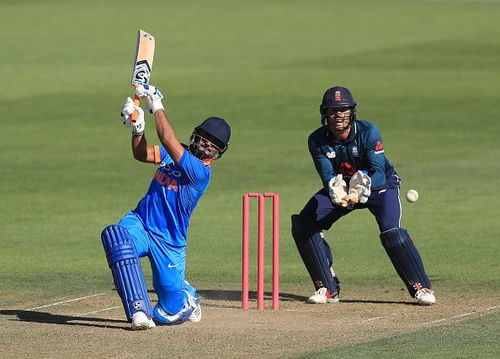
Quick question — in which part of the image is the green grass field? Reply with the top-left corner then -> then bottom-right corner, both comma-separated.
1,0 -> 499,357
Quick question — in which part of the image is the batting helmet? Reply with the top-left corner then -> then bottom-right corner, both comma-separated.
319,86 -> 357,125
189,116 -> 231,158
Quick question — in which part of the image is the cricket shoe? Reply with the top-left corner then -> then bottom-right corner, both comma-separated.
415,288 -> 436,306
131,311 -> 156,330
153,302 -> 195,325
306,287 -> 340,304
185,291 -> 202,323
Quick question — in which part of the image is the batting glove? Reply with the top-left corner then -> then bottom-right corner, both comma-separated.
347,171 -> 372,204
121,97 -> 145,136
328,174 -> 348,206
135,84 -> 165,113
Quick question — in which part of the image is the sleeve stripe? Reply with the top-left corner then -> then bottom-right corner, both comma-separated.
153,145 -> 161,164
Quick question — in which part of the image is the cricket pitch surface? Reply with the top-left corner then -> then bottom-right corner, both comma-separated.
1,285 -> 498,358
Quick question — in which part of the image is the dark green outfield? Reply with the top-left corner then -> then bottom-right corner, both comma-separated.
296,312 -> 500,358
1,0 -> 499,356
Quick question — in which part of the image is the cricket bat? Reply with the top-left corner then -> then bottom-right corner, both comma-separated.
130,29 -> 155,122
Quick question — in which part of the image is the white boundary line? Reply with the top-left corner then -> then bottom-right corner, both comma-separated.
361,316 -> 383,323
415,306 -> 499,327
358,305 -> 499,326
450,312 -> 474,319
26,293 -> 107,311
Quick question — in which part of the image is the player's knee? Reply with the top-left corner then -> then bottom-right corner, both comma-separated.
291,214 -> 303,238
291,213 -> 316,241
101,224 -> 137,266
380,227 -> 411,249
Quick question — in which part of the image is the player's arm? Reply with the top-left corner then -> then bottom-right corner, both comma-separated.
131,134 -> 161,164
310,143 -> 349,206
153,109 -> 184,164
120,97 -> 161,164
364,126 -> 386,189
135,85 -> 184,164
308,134 -> 335,188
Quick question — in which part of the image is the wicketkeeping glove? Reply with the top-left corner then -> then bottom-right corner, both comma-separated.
328,174 -> 348,206
346,171 -> 372,204
121,97 -> 145,136
135,84 -> 165,113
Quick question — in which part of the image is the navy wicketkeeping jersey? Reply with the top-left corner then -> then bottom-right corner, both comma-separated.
308,120 -> 397,190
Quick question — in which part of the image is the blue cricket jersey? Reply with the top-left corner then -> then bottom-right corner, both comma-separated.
308,120 -> 397,191
132,146 -> 211,246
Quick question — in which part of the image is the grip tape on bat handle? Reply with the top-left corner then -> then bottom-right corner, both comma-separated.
130,95 -> 141,123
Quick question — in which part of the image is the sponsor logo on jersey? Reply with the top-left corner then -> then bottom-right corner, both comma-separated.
326,151 -> 336,159
154,163 -> 182,191
374,140 -> 384,154
159,163 -> 182,177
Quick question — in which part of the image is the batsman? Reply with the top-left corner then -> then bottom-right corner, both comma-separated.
100,85 -> 231,329
291,86 -> 435,306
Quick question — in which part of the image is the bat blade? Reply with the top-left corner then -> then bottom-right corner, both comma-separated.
131,29 -> 155,122
131,29 -> 155,85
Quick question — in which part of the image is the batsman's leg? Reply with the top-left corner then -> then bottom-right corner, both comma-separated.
101,225 -> 154,323
147,241 -> 201,324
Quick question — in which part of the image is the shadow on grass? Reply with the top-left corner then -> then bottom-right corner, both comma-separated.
0,309 -> 128,330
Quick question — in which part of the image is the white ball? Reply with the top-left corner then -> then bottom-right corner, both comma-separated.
406,189 -> 419,203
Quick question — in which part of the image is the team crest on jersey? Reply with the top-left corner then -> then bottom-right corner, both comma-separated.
334,90 -> 342,102
352,145 -> 359,157
326,151 -> 336,159
374,140 -> 384,154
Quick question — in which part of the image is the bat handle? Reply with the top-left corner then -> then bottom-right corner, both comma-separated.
130,93 -> 141,123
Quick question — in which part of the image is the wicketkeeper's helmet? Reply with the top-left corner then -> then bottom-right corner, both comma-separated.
189,116 -> 231,159
319,86 -> 357,125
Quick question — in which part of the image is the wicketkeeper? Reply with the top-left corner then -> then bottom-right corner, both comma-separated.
291,86 -> 435,305
101,84 -> 231,329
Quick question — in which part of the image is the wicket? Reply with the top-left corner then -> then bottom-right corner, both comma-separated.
242,192 -> 280,310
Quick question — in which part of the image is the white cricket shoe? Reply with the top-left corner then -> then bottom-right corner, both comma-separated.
306,287 -> 339,304
131,311 -> 156,330
415,288 -> 436,306
186,292 -> 202,323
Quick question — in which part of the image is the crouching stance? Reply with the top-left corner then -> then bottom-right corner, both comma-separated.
102,85 -> 231,329
292,86 -> 435,306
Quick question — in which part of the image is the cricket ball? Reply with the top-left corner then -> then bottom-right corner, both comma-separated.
406,189 -> 419,203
